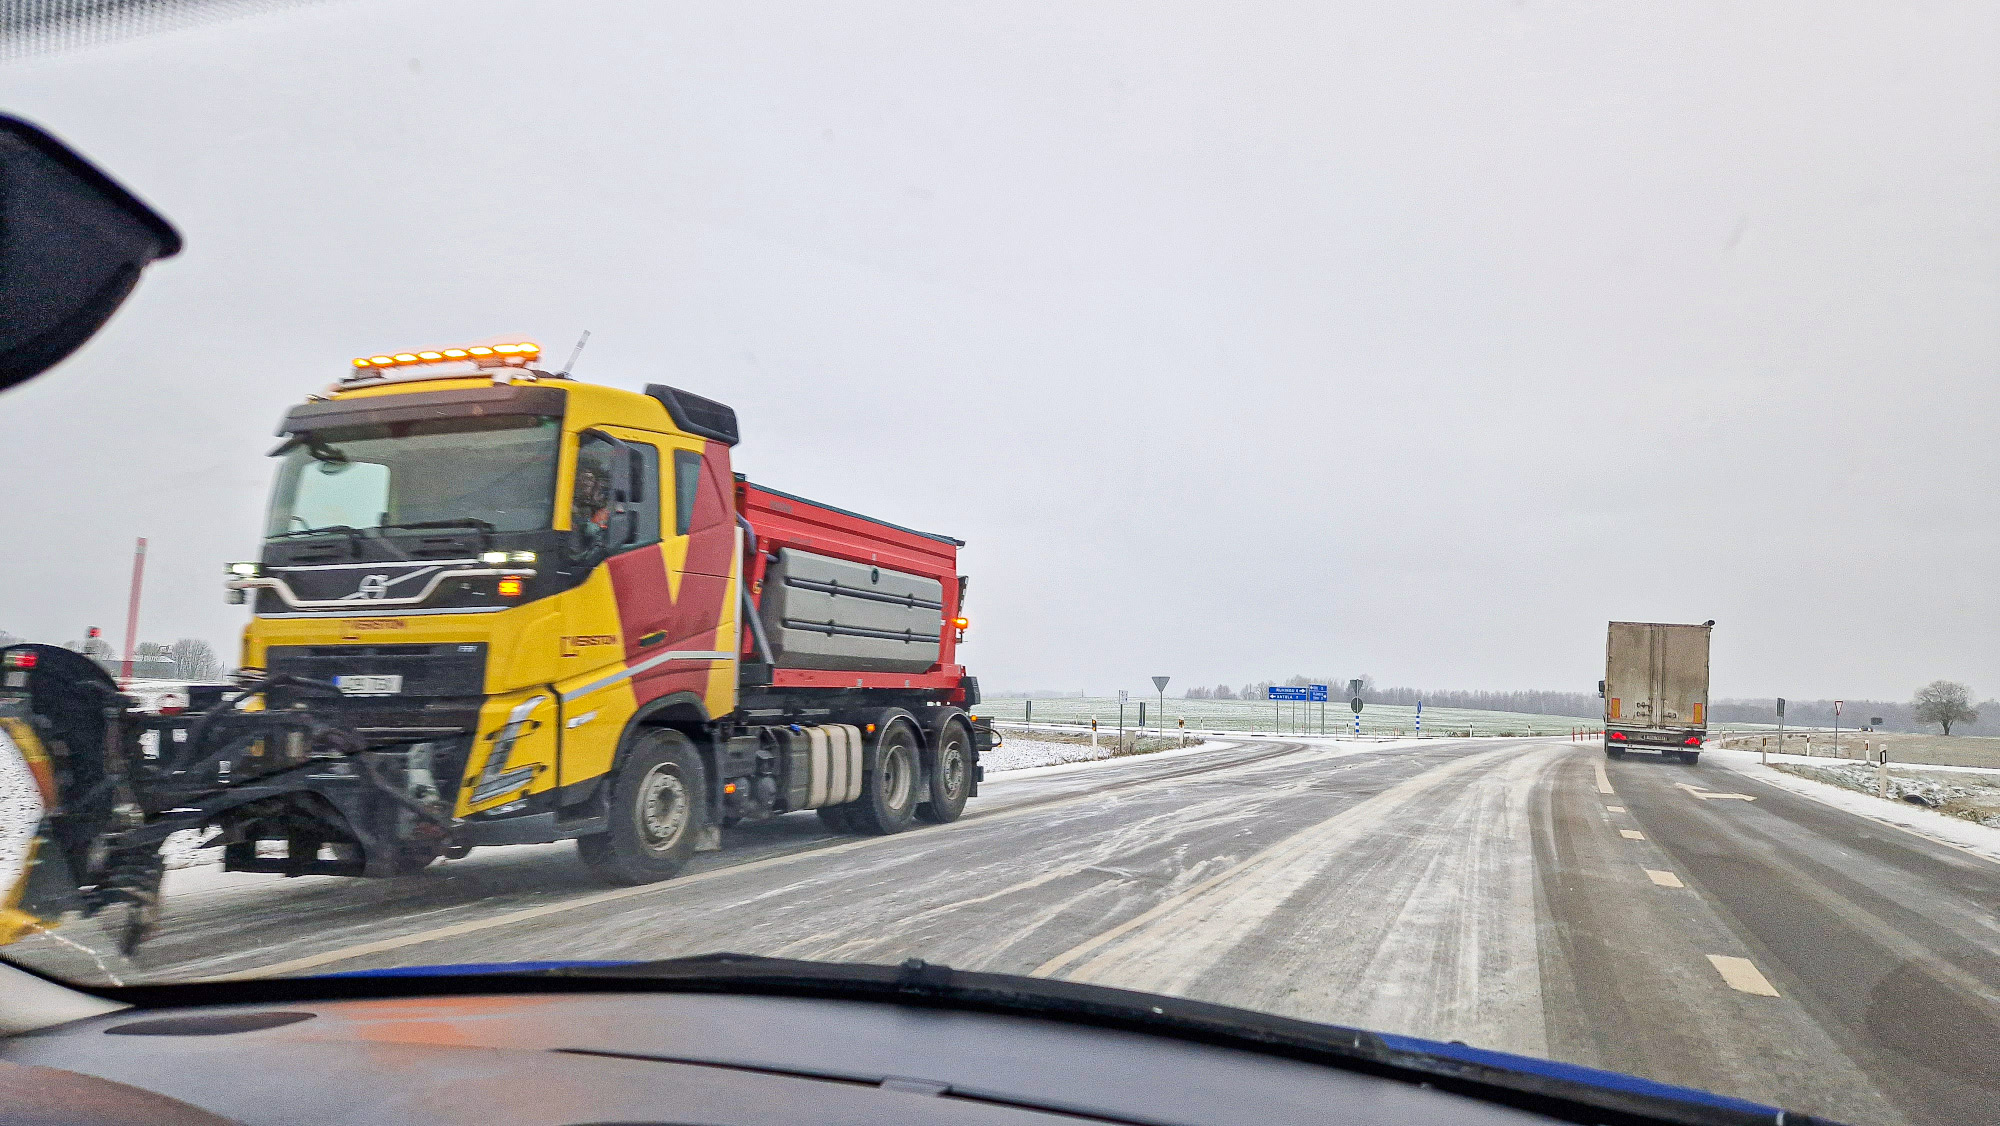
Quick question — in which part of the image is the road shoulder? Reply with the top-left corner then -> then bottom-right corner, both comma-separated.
1706,747 -> 2000,866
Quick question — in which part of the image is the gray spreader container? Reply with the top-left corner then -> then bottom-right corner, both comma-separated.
760,548 -> 944,673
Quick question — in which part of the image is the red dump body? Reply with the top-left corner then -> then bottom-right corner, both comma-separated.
737,480 -> 969,698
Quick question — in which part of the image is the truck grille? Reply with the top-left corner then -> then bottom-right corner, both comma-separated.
265,643 -> 488,699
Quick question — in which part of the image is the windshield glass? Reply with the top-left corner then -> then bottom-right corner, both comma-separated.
264,415 -> 562,537
1,6 -> 1994,1126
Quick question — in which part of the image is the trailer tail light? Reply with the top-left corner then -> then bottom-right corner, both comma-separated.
496,577 -> 524,598
1684,735 -> 1702,746
1608,731 -> 1628,741
3,651 -> 36,669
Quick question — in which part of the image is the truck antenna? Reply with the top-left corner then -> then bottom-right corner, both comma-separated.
559,329 -> 591,378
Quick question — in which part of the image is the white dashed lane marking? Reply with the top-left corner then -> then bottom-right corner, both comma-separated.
1646,869 -> 1685,888
1620,829 -> 1646,840
1606,805 -> 1625,813
1707,955 -> 1780,997
1594,760 -> 1615,795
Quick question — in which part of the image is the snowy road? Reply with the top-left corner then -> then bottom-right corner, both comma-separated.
14,736 -> 1999,1123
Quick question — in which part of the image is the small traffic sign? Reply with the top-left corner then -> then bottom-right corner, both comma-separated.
1152,676 -> 1171,692
1307,684 -> 1328,702
1268,685 -> 1310,701
1350,697 -> 1364,714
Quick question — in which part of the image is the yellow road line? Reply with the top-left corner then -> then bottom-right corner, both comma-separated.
1707,954 -> 1780,996
1645,869 -> 1684,888
1620,829 -> 1645,840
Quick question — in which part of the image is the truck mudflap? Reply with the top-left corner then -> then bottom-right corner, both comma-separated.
969,714 -> 995,790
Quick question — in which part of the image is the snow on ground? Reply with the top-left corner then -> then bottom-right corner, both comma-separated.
1709,747 -> 2000,866
983,732 -> 1216,773
983,724 -> 1459,778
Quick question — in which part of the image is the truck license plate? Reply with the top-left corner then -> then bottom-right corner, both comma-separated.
335,674 -> 403,696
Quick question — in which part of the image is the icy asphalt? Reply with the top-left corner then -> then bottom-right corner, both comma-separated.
15,736 -> 2000,1125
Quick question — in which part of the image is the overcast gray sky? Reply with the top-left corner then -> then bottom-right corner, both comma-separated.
1,1 -> 1994,701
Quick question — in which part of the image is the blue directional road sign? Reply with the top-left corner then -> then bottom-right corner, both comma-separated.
1267,685 -> 1310,701
1307,684 -> 1329,702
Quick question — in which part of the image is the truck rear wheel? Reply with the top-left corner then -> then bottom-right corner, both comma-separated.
915,718 -> 972,824
578,729 -> 706,886
847,721 -> 920,835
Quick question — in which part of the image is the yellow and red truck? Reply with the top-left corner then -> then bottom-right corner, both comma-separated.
0,340 -> 988,942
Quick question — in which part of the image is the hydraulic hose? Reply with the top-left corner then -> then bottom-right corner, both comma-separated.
736,514 -> 777,667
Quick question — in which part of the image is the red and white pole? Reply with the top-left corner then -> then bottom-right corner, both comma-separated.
119,537 -> 147,685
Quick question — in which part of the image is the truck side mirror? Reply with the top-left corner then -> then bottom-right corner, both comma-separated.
0,116 -> 182,394
1598,680 -> 1606,698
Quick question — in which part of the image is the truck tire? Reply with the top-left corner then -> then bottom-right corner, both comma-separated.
847,720 -> 920,835
577,729 -> 706,886
915,718 -> 972,824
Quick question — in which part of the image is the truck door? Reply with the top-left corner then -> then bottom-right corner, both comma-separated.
1659,624 -> 1710,731
584,428 -> 736,726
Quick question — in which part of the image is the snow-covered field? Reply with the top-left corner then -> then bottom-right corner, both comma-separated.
984,730 -> 1214,772
985,696 -> 1591,737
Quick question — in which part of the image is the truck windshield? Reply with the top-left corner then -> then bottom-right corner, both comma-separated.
264,415 -> 562,538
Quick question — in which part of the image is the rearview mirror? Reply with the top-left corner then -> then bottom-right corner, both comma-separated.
0,115 -> 182,394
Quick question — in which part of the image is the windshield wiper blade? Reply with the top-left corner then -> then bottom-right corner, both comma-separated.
376,518 -> 495,550
269,523 -> 366,558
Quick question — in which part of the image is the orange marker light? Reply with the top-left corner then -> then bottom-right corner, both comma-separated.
952,616 -> 969,630
347,342 -> 543,375
496,577 -> 524,598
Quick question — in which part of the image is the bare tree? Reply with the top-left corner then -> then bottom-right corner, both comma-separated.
1912,680 -> 1979,735
168,638 -> 223,681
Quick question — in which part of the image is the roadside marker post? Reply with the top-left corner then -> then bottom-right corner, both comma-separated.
1178,717 -> 1186,747
1025,700 -> 1032,729
1876,743 -> 1889,799
1834,699 -> 1843,759
1416,700 -> 1422,739
1771,698 -> 1785,767
1118,690 -> 1127,750
1090,717 -> 1098,750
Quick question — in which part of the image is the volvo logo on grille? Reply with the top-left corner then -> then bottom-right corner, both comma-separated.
357,574 -> 391,600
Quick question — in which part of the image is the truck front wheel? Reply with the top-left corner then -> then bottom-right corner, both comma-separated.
915,718 -> 972,824
847,721 -> 921,835
578,729 -> 707,886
